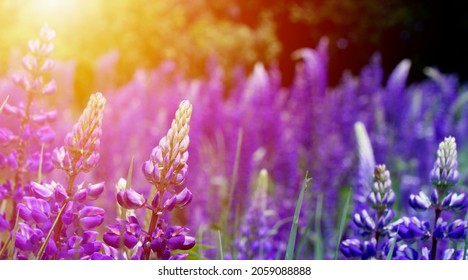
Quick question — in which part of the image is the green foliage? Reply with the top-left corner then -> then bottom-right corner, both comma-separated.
334,186 -> 352,260
0,0 -> 281,97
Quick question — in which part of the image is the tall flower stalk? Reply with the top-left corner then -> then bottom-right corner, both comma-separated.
31,92 -> 106,259
11,25 -> 57,188
141,100 -> 194,260
393,136 -> 466,260
233,169 -> 275,259
340,164 -> 396,259
0,25 -> 57,257
101,100 -> 195,260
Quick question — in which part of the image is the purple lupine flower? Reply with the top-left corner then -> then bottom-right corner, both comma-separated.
0,26 -> 58,249
341,164 -> 396,259
141,100 -> 195,260
142,100 -> 191,190
446,219 -> 466,241
368,165 -> 396,210
409,191 -> 432,212
431,217 -> 447,239
103,216 -> 142,250
390,216 -> 431,242
354,122 -> 376,209
430,136 -> 459,188
101,100 -> 195,260
52,92 -> 106,175
442,248 -> 468,260
441,193 -> 466,212
233,169 -> 276,260
388,136 -> 466,260
392,244 -> 422,260
340,238 -> 377,260
12,93 -> 107,260
117,189 -> 146,210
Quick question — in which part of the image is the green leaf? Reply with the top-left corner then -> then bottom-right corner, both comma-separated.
217,230 -> 224,260
334,187 -> 352,260
285,173 -> 311,260
386,237 -> 397,260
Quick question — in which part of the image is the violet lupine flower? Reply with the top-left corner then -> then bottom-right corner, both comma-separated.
389,216 -> 431,243
340,238 -> 377,260
142,100 -> 195,260
103,100 -> 195,260
368,165 -> 396,211
442,248 -> 468,260
354,122 -> 376,209
233,169 -> 275,260
13,180 -> 105,259
4,25 -> 57,183
12,93 -> 107,260
103,216 -> 142,251
52,92 -> 106,176
142,100 -> 191,190
391,244 -> 429,260
391,136 -> 466,260
430,136 -> 460,189
0,25 -> 58,257
341,164 -> 396,259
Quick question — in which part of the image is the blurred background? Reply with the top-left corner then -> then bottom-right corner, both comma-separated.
2,0 -> 468,260
1,0 -> 468,101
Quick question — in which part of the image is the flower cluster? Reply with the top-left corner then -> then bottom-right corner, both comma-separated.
2,21 -> 468,261
389,136 -> 466,260
0,25 -> 57,257
100,100 -> 195,260
340,164 -> 396,259
2,24 -> 57,183
52,92 -> 106,176
233,169 -> 275,260
11,92 -> 107,259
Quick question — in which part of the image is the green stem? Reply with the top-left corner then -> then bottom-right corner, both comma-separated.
285,173 -> 310,260
225,128 -> 243,229
143,189 -> 164,260
37,199 -> 70,260
37,143 -> 45,183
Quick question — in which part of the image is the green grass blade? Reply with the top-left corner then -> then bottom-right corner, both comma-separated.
8,210 -> 20,259
313,194 -> 324,260
217,230 -> 224,260
386,238 -> 397,260
0,95 -> 9,112
125,156 -> 134,188
295,210 -> 314,259
226,128 -> 243,224
285,173 -> 311,260
387,227 -> 399,260
334,187 -> 352,260
37,143 -> 45,183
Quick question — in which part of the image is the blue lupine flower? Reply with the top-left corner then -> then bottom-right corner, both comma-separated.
430,137 -> 459,188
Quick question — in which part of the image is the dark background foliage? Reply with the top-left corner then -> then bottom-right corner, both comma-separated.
1,0 -> 467,92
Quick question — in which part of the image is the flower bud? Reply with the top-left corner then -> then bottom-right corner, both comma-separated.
117,189 -> 146,209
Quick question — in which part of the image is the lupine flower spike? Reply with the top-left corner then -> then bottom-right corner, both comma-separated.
142,100 -> 194,260
101,100 -> 195,260
27,92 -> 107,259
391,136 -> 466,260
0,25 -> 57,257
341,164 -> 395,259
